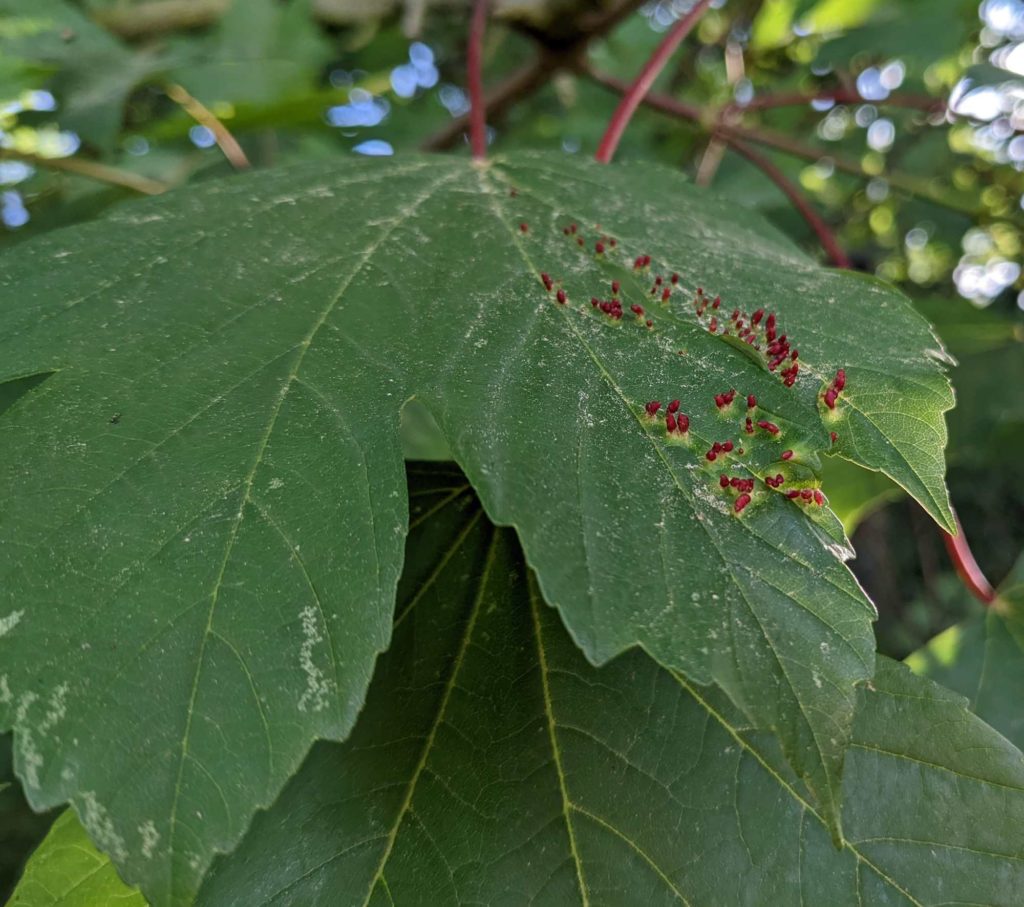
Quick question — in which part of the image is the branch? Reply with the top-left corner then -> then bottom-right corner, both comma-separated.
421,0 -> 647,153
467,0 -> 489,160
165,83 -> 250,171
577,0 -> 652,37
737,88 -> 945,114
586,68 -> 982,217
0,149 -> 169,196
720,122 -> 979,217
421,56 -> 553,152
726,139 -> 851,268
595,0 -> 714,163
94,0 -> 230,38
941,512 -> 997,607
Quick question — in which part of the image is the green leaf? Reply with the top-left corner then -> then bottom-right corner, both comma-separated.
908,552 -> 1024,750
821,272 -> 953,531
8,810 -> 146,907
199,465 -> 1024,905
0,153 -> 951,902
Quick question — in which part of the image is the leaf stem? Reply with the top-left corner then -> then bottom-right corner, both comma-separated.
726,138 -> 851,267
0,149 -> 169,196
165,83 -> 250,170
941,511 -> 997,606
467,0 -> 490,160
595,0 -> 714,164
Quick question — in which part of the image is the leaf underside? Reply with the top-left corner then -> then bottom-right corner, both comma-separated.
0,153 -> 953,903
196,464 -> 1024,907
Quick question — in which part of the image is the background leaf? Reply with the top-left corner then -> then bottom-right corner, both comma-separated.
199,463 -> 1024,906
7,810 -> 145,907
818,456 -> 901,535
168,0 -> 332,109
914,297 -> 1024,468
908,552 -> 1024,749
0,0 -> 159,151
0,152 -> 952,902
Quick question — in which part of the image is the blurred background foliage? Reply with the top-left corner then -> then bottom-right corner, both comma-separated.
1,0 -> 1022,898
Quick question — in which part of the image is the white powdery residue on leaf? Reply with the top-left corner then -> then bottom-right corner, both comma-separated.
0,609 -> 24,637
297,605 -> 332,713
268,478 -> 285,490
16,692 -> 42,788
80,791 -> 128,862
139,819 -> 160,858
41,682 -> 68,732
15,683 -> 71,790
690,477 -> 730,516
0,674 -> 10,705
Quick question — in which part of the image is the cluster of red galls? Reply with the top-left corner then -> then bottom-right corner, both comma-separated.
643,388 -> 828,515
535,228 -> 809,395
690,293 -> 801,388
560,222 -> 619,256
823,369 -> 846,409
589,279 -> 657,326
644,270 -> 678,304
719,474 -> 756,513
532,228 -> 841,510
645,399 -> 690,434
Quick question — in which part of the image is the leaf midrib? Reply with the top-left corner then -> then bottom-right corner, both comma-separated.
480,162 -> 857,831
671,672 -> 927,907
357,526 -> 498,907
165,168 -> 462,901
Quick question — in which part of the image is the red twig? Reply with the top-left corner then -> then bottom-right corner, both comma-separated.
595,0 -> 714,164
422,0 -> 645,153
587,68 -> 983,217
727,139 -> 851,268
590,67 -> 852,267
467,0 -> 489,160
942,512 -> 997,606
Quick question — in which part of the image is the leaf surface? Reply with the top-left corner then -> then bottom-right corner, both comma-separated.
0,153 -> 951,902
198,464 -> 1024,907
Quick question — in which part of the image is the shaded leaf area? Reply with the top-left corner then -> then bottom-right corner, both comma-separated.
0,0 -> 159,151
909,552 -> 1024,750
7,810 -> 145,907
198,464 -> 1024,907
0,153 -> 951,903
0,373 -> 53,419
0,734 -> 57,903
